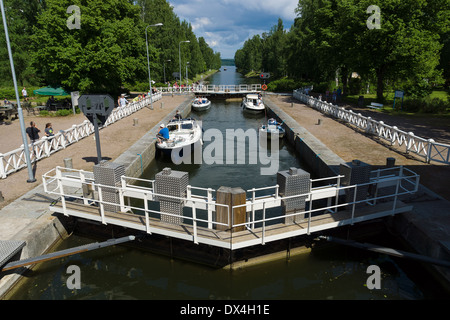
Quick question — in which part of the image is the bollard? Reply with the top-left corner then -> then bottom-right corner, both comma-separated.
216,186 -> 246,232
291,102 -> 294,108
386,157 -> 396,168
160,102 -> 164,109
0,191 -> 4,202
133,118 -> 138,127
64,158 -> 73,169
317,119 -> 322,125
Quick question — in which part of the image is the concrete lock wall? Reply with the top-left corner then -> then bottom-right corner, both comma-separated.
114,96 -> 193,178
264,98 -> 346,177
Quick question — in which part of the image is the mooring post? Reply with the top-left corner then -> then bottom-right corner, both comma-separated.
216,186 -> 246,232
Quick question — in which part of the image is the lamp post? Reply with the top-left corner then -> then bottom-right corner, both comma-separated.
186,62 -> 189,88
163,59 -> 171,84
0,0 -> 35,183
145,23 -> 163,109
179,40 -> 190,91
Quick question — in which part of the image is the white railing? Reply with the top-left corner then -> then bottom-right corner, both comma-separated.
0,93 -> 162,179
293,89 -> 450,164
155,84 -> 262,94
43,166 -> 419,250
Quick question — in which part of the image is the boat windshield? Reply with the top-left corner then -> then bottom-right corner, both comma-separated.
181,123 -> 193,130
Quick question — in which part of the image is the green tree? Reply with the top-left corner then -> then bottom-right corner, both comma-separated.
0,0 -> 45,86
32,0 -> 146,94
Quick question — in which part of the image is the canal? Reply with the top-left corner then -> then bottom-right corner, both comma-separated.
8,66 -> 449,300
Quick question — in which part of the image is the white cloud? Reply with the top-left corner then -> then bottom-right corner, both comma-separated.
169,0 -> 298,58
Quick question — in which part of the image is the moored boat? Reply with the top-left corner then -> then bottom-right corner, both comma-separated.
156,118 -> 203,153
259,118 -> 285,139
192,97 -> 211,111
242,93 -> 265,113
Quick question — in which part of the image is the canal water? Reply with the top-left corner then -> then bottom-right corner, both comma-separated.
8,66 -> 449,301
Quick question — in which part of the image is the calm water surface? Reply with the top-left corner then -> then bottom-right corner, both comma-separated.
8,66 -> 448,300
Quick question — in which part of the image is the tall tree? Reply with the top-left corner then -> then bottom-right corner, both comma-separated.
32,0 -> 146,94
0,0 -> 45,86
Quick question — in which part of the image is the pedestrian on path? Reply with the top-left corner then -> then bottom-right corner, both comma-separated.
26,121 -> 40,143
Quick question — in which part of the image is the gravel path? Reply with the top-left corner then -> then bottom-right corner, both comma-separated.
0,95 -> 189,209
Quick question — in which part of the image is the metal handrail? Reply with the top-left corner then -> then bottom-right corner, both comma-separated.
43,165 -> 419,249
293,89 -> 450,165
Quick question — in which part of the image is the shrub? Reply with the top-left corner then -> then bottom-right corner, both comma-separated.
39,110 -> 49,116
403,97 -> 450,114
267,78 -> 301,92
55,109 -> 72,117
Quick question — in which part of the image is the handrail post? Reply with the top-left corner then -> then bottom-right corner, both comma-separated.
192,203 -> 198,244
98,185 -> 106,225
251,188 -> 255,230
207,188 -> 213,230
144,193 -> 151,234
351,185 -> 358,225
261,201 -> 266,245
55,167 -> 67,216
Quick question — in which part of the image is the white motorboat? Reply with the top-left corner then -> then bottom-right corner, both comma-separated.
156,118 -> 203,153
242,93 -> 265,113
259,118 -> 285,139
192,97 -> 211,111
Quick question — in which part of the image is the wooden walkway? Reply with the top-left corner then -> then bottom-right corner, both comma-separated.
50,199 -> 412,250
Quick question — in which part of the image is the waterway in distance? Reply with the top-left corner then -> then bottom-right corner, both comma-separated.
8,66 -> 449,300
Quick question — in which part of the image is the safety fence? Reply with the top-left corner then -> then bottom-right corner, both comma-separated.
155,84 -> 262,94
0,93 -> 162,179
293,89 -> 450,164
43,165 -> 419,250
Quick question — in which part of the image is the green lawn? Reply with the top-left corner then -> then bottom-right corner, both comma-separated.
342,90 -> 449,116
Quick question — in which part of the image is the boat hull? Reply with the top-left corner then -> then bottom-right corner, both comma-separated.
242,102 -> 265,113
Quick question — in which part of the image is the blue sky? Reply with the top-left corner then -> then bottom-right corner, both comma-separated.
168,0 -> 299,59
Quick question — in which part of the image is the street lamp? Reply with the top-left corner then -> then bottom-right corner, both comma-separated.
186,62 -> 189,87
145,23 -> 163,110
0,0 -> 35,183
179,40 -> 190,90
163,59 -> 171,84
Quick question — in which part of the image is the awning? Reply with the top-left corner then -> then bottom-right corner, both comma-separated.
33,86 -> 69,96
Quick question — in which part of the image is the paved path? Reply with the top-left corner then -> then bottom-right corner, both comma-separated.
0,95 -> 189,210
268,95 -> 450,201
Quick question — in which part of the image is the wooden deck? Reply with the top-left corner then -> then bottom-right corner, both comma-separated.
50,199 -> 412,250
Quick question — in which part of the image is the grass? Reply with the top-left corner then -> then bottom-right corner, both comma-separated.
342,90 -> 450,116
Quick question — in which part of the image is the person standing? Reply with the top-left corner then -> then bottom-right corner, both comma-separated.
45,123 -> 54,137
26,121 -> 40,143
26,121 -> 41,157
22,87 -> 28,101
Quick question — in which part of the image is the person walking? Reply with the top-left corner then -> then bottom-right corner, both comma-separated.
26,121 -> 41,157
22,87 -> 28,101
26,121 -> 40,143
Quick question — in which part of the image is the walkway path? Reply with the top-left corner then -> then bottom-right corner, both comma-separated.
268,95 -> 450,201
0,95 -> 189,210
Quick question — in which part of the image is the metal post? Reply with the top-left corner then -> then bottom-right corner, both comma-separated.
93,113 -> 102,164
0,0 -> 35,183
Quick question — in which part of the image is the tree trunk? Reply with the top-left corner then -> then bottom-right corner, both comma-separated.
376,67 -> 385,102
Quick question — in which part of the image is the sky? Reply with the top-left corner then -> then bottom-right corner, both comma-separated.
168,0 -> 299,59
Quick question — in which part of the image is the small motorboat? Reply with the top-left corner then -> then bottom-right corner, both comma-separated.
192,97 -> 211,111
259,118 -> 285,139
242,93 -> 265,113
156,118 -> 203,154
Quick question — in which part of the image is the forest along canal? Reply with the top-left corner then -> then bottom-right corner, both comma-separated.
9,66 -> 448,300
